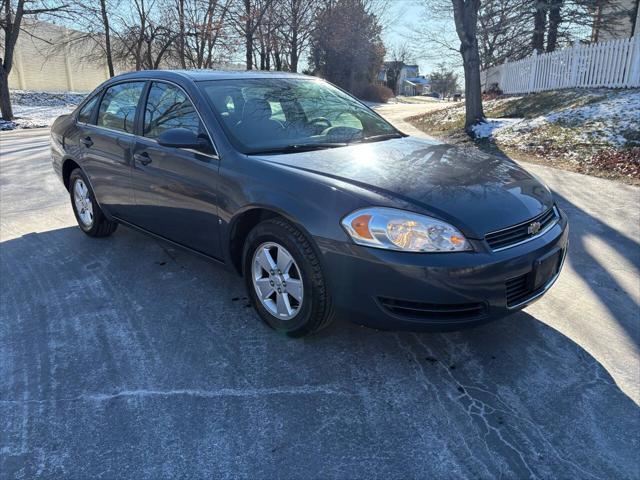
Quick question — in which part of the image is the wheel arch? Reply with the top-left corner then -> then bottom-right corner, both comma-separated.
227,205 -> 320,276
62,157 -> 81,191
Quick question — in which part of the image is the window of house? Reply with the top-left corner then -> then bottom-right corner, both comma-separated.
96,82 -> 144,133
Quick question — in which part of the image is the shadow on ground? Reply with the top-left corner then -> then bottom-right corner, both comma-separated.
473,140 -> 640,352
1,225 -> 639,479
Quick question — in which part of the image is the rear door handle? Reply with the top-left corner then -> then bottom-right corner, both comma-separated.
80,136 -> 93,147
134,152 -> 152,166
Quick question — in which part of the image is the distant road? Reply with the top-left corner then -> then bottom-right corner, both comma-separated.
371,100 -> 448,138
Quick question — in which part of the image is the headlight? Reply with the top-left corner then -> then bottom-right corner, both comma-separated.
341,207 -> 471,252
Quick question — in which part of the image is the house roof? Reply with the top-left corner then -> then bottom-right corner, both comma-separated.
405,77 -> 430,85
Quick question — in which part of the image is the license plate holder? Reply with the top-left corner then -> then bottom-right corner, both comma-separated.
532,249 -> 561,290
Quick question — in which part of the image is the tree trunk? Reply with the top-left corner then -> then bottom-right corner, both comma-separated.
462,49 -> 483,129
451,0 -> 484,131
290,29 -> 299,72
1,0 -> 26,120
99,0 -> 115,77
265,42 -> 271,70
546,0 -> 562,52
245,0 -> 253,69
245,30 -> 253,69
273,49 -> 282,70
0,67 -> 14,120
178,0 -> 186,68
631,0 -> 639,37
532,0 -> 547,53
289,0 -> 299,72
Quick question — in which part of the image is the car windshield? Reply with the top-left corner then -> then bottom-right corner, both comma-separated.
199,78 -> 402,154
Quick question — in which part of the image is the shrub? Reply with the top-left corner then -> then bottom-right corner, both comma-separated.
358,84 -> 394,103
483,82 -> 503,100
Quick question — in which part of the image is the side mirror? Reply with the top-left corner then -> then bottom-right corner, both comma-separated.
157,128 -> 210,152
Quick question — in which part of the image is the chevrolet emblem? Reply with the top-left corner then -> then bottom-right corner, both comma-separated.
528,221 -> 542,235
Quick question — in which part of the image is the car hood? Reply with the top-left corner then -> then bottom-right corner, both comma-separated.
256,137 -> 554,238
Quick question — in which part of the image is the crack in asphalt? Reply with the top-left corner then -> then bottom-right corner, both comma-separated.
408,333 -> 601,480
0,385 -> 353,405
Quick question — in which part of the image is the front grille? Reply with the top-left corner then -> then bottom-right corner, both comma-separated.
505,274 -> 532,307
486,207 -> 558,251
378,297 -> 487,321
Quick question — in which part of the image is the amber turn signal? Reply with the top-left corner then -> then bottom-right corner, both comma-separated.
450,235 -> 465,245
351,214 -> 373,239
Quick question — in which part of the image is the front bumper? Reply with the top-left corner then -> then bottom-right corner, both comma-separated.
321,209 -> 569,330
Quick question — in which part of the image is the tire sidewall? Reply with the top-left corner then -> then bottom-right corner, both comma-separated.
243,221 -> 322,335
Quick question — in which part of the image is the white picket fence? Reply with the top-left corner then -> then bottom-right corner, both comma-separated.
482,36 -> 640,94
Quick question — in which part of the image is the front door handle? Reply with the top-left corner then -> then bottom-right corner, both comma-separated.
134,152 -> 152,166
80,136 -> 93,147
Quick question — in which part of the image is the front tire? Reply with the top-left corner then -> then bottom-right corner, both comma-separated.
69,168 -> 117,237
243,218 -> 334,337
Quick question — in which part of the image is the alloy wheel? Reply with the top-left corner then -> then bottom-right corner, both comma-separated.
73,179 -> 94,228
251,242 -> 304,320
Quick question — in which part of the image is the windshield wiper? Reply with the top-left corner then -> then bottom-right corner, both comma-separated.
248,143 -> 348,155
352,133 -> 405,144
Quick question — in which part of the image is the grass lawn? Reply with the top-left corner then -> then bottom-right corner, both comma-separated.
407,89 -> 640,185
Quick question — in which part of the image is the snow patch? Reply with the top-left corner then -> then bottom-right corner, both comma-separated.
1,90 -> 86,130
497,90 -> 639,148
472,118 -> 523,139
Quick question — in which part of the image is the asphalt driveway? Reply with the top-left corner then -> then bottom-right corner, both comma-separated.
1,123 -> 639,479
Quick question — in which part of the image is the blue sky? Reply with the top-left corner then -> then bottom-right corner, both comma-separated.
382,0 -> 461,77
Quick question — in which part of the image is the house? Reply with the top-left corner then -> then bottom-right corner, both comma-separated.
375,67 -> 388,86
377,63 -> 430,95
396,64 -> 419,94
401,76 -> 430,96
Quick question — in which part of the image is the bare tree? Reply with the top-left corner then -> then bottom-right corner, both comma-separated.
178,0 -> 234,68
109,0 -> 176,70
1,0 -> 71,120
429,62 -> 459,97
384,42 -> 411,93
278,0 -> 317,72
254,0 -> 278,69
65,0 -> 119,77
229,0 -> 274,70
477,0 -> 531,68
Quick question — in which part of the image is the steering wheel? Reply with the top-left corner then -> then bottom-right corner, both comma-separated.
308,117 -> 332,131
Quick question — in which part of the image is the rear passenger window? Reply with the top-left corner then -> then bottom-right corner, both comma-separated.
143,82 -> 202,139
77,95 -> 99,124
97,82 -> 144,133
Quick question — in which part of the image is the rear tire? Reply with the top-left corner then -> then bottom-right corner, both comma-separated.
69,168 -> 117,237
243,218 -> 334,337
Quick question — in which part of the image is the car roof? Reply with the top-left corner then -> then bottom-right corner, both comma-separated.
106,69 -> 311,83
